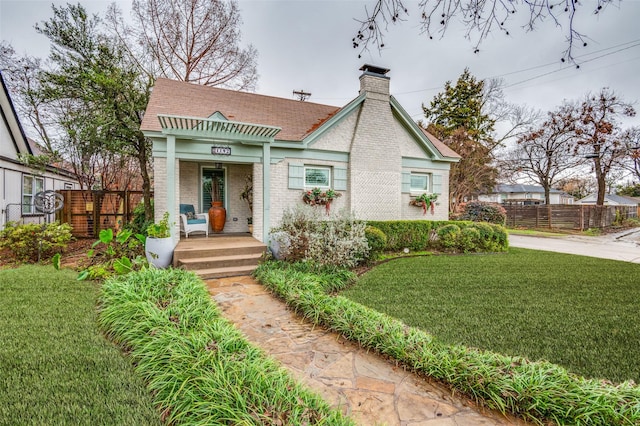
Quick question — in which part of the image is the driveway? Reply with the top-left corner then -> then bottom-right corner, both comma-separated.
509,228 -> 640,263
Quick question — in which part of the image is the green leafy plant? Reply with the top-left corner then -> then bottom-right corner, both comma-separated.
146,211 -> 171,238
409,193 -> 438,215
78,228 -> 146,280
98,268 -> 352,425
124,200 -> 154,235
364,226 -> 387,258
0,221 -> 73,263
302,187 -> 342,214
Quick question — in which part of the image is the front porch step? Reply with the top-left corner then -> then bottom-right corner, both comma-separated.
177,252 -> 263,271
172,236 -> 267,279
192,265 -> 259,280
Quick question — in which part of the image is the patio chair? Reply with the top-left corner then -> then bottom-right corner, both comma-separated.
179,204 -> 209,238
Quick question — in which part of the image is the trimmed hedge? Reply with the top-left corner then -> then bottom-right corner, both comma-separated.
98,268 -> 352,425
255,262 -> 640,426
367,220 -> 508,253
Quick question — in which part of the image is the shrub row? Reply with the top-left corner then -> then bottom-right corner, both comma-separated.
366,220 -> 508,253
254,262 -> 640,426
98,268 -> 352,425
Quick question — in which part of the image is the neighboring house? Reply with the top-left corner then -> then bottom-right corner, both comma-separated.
0,72 -> 79,229
577,193 -> 640,206
478,184 -> 575,205
141,64 -> 460,243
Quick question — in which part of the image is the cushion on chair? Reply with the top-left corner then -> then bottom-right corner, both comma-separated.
179,204 -> 196,215
187,218 -> 207,225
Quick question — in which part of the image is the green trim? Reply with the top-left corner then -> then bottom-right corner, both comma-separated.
302,92 -> 366,147
271,147 -> 349,163
157,114 -> 280,143
402,157 -> 451,170
432,174 -> 443,194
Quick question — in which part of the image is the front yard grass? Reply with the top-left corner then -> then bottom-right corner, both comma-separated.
0,265 -> 160,425
342,248 -> 640,384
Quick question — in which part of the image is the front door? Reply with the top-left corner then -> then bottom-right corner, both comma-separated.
202,167 -> 225,212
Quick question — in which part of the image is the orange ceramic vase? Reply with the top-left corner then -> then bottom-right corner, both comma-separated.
209,201 -> 226,233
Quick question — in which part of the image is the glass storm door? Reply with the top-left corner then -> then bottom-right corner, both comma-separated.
202,168 -> 225,210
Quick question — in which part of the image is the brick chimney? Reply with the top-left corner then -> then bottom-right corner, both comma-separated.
359,64 -> 390,100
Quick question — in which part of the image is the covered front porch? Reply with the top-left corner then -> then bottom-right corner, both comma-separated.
173,234 -> 267,279
147,114 -> 282,244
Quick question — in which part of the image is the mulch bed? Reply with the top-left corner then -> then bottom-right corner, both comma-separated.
0,238 -> 95,269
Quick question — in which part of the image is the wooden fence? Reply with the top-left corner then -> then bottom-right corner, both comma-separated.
503,204 -> 639,230
56,190 -> 147,238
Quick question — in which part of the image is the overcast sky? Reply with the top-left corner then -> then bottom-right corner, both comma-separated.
2,0 -> 640,128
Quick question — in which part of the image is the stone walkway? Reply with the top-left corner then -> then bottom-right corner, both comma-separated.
206,276 -> 530,426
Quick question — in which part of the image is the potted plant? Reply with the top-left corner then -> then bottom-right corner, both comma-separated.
239,174 -> 253,233
409,193 -> 438,215
302,187 -> 342,214
145,211 -> 174,268
207,176 -> 226,233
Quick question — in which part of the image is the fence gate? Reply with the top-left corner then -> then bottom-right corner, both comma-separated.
57,190 -> 147,238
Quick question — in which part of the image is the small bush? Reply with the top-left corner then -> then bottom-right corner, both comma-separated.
364,226 -> 387,256
272,206 -> 369,268
454,201 -> 507,225
457,226 -> 480,252
124,200 -> 153,235
437,224 -> 461,250
0,221 -> 73,262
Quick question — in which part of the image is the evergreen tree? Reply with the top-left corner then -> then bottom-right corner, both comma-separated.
422,69 -> 498,210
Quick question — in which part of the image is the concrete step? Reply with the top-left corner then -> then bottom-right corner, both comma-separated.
195,264 -> 259,280
174,241 -> 266,261
177,252 -> 263,271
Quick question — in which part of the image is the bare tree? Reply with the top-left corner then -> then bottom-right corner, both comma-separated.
501,104 -> 584,204
108,0 -> 258,90
572,88 -> 636,206
352,0 -> 618,63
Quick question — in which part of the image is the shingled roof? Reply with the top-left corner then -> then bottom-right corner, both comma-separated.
141,78 -> 340,142
142,78 -> 459,159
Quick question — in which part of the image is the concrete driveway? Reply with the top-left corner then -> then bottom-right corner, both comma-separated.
509,228 -> 640,263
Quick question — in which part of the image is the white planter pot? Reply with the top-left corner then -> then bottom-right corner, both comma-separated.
145,237 -> 174,268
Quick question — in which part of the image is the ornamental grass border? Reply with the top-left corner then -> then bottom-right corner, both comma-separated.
254,262 -> 640,426
98,268 -> 353,425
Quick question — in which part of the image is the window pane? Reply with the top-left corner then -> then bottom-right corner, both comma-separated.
305,168 -> 330,187
35,177 -> 44,193
410,174 -> 429,191
23,176 -> 33,195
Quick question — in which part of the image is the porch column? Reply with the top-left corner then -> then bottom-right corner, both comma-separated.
262,141 -> 271,242
166,134 -> 177,244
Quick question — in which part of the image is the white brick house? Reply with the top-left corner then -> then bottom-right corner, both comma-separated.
141,65 -> 460,243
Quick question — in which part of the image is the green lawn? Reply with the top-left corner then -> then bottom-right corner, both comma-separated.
0,265 -> 160,425
342,248 -> 640,384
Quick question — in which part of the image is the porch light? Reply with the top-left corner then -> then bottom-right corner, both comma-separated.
214,162 -> 223,169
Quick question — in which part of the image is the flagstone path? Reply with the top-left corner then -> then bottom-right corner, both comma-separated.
206,276 -> 530,426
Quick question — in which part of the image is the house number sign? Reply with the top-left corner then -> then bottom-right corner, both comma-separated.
211,145 -> 231,156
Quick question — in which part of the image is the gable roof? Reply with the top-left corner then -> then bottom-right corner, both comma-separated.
1,71 -> 33,157
141,78 -> 459,160
419,127 -> 461,159
141,78 -> 340,142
